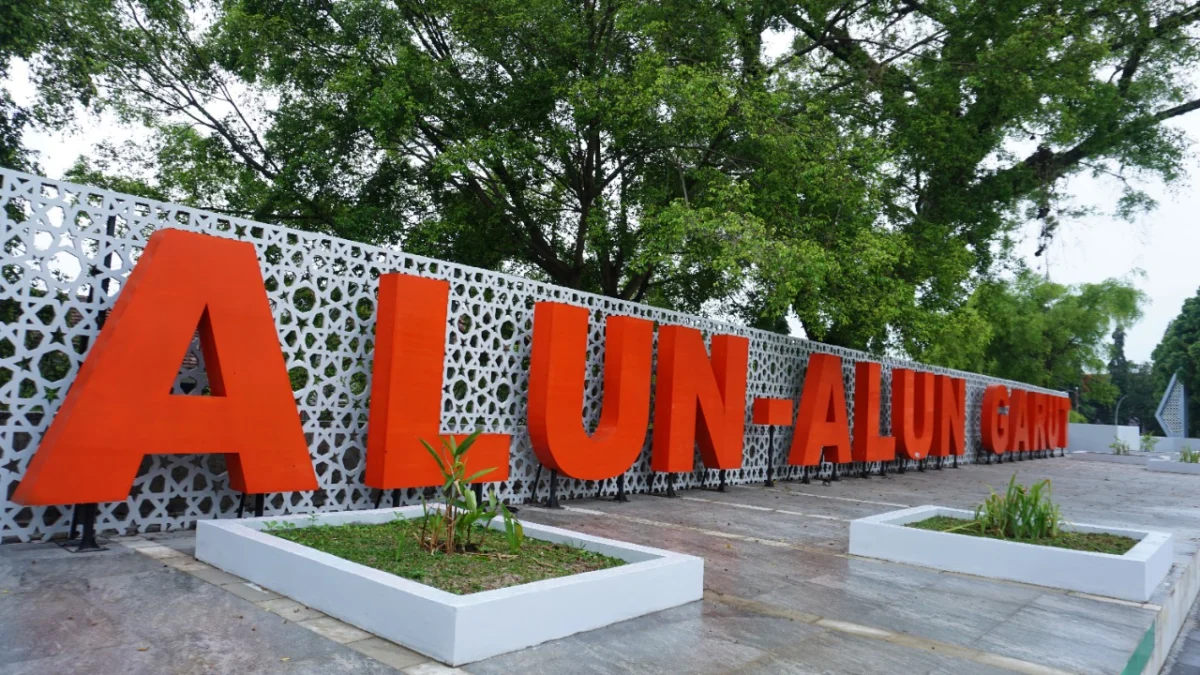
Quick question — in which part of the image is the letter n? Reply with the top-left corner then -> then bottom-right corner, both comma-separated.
651,326 -> 749,472
931,375 -> 966,458
366,274 -> 511,488
13,229 -> 318,505
529,303 -> 653,480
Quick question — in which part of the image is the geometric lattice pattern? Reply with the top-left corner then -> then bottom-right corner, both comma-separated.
1157,371 -> 1188,438
0,168 -> 1064,542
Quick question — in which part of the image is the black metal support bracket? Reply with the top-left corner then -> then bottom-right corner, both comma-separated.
764,427 -> 776,487
665,473 -> 679,498
529,464 -> 544,505
542,469 -> 562,508
612,473 -> 629,502
65,503 -> 103,552
717,469 -> 727,492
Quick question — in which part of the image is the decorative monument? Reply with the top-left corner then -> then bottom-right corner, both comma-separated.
1156,371 -> 1189,438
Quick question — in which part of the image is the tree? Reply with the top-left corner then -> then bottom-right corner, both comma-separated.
24,0 -> 887,320
1090,327 -> 1160,430
917,271 -> 1145,396
774,0 -> 1200,345
18,0 -> 1200,351
1151,288 -> 1200,436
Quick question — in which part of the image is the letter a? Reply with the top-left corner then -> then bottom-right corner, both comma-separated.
14,229 -> 318,505
366,274 -> 511,489
788,353 -> 852,466
528,303 -> 653,480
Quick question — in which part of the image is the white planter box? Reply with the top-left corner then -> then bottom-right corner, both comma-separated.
849,506 -> 1173,602
196,506 -> 703,665
1147,461 -> 1200,475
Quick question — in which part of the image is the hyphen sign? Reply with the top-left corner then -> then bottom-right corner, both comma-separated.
13,230 -> 1069,506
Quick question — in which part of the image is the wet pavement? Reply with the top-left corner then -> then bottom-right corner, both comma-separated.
3,456 -> 1198,674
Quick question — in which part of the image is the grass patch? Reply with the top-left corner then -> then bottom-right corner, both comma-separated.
908,516 -> 1139,555
267,517 -> 626,594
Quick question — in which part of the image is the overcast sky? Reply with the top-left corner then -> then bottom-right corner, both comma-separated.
8,56 -> 1198,365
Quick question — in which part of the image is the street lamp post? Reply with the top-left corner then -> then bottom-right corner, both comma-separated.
1114,394 -> 1129,427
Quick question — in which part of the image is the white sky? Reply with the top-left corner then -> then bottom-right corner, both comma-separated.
8,53 -> 1198,365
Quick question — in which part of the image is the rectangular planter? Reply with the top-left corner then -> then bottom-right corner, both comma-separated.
196,506 -> 703,665
849,506 -> 1172,602
1147,460 -> 1200,475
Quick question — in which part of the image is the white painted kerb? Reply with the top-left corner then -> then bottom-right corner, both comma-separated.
1146,461 -> 1200,475
849,505 -> 1172,602
196,506 -> 703,665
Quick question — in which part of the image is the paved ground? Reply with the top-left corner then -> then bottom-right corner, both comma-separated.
3,455 -> 1199,674
1166,597 -> 1200,675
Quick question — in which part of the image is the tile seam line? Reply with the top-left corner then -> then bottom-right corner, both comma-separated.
760,486 -> 912,508
678,495 -> 850,522
704,590 -> 1081,675
119,537 -> 437,671
557,505 -> 1162,611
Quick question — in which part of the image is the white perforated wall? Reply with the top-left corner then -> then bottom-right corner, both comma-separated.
0,168 -> 1063,541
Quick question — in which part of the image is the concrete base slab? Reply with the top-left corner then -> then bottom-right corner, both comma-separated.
4,458 -> 1200,674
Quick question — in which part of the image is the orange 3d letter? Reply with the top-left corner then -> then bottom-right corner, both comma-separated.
651,327 -> 749,472
1029,393 -> 1048,451
1051,396 -> 1070,448
852,362 -> 895,463
788,353 -> 852,466
981,385 -> 1010,455
892,369 -> 934,461
13,229 -> 318,505
529,303 -> 653,480
366,274 -> 511,489
931,375 -> 966,458
1009,389 -> 1031,452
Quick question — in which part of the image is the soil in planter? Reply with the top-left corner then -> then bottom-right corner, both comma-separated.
907,516 -> 1138,555
267,518 -> 626,594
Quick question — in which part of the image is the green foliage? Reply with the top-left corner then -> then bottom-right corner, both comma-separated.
14,0 -> 1199,353
268,517 -> 623,594
1151,287 -> 1200,437
1180,447 -> 1200,464
1068,409 -> 1088,424
419,431 -> 523,555
1110,438 -> 1132,455
916,270 -> 1144,392
1140,433 -> 1159,453
909,516 -> 1136,555
973,474 -> 1062,540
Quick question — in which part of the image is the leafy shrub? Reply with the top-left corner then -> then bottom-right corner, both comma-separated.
419,431 -> 524,554
1109,438 -> 1132,455
1068,409 -> 1088,423
1180,446 -> 1200,464
1140,433 -> 1159,453
974,474 -> 1062,540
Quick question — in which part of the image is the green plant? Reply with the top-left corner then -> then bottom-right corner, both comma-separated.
1068,410 -> 1088,424
1110,438 -> 1132,455
1140,433 -> 1159,453
973,474 -> 1062,541
1180,446 -> 1200,464
418,431 -> 523,554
